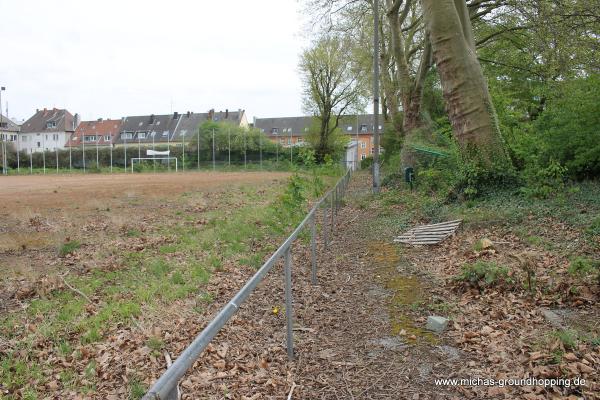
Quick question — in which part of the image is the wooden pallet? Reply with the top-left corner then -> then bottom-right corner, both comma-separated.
393,219 -> 462,245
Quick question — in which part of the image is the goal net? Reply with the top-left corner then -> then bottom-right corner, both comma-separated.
131,157 -> 178,172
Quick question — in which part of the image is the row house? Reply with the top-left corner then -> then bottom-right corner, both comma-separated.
18,108 -> 77,153
0,113 -> 20,151
254,114 -> 382,161
112,109 -> 247,147
66,118 -> 122,148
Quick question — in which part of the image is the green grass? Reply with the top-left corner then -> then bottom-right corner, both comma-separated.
59,240 -> 81,256
0,167 -> 338,396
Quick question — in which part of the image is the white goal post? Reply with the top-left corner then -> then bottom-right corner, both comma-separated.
131,157 -> 178,172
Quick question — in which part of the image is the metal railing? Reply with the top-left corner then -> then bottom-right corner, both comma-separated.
143,168 -> 352,400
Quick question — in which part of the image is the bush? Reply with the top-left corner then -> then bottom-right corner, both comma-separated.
510,75 -> 600,180
520,159 -> 568,199
360,155 -> 373,170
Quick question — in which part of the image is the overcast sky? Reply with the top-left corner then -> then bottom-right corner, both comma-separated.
0,0 -> 306,123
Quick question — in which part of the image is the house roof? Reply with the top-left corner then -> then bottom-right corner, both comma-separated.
254,114 -> 379,136
254,116 -> 314,136
66,119 -> 123,147
0,114 -> 20,133
20,108 -> 75,133
112,109 -> 246,145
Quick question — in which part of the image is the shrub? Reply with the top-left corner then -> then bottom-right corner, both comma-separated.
455,261 -> 512,290
520,159 -> 568,199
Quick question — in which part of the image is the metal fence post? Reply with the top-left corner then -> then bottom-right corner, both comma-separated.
284,247 -> 294,360
330,192 -> 335,235
323,206 -> 329,248
310,214 -> 317,285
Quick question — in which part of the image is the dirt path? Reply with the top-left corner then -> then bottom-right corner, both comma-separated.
164,172 -> 466,399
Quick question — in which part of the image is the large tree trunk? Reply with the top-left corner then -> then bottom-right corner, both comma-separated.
422,0 -> 510,168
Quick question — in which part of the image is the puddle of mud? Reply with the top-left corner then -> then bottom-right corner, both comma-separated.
369,242 -> 437,344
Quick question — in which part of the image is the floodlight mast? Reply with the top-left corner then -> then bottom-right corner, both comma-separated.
372,0 -> 381,193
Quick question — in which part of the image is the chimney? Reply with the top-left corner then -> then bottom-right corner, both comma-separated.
186,111 -> 190,118
149,114 -> 155,124
208,109 -> 214,121
36,108 -> 39,113
174,112 -> 179,120
225,109 -> 229,119
74,113 -> 80,129
97,118 -> 103,122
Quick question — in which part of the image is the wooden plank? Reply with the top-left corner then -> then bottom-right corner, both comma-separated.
393,219 -> 462,245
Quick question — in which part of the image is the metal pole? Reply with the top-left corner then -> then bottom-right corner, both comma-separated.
69,142 -> 72,172
197,129 -> 200,170
323,206 -> 329,248
310,215 -> 317,285
124,137 -> 127,173
227,126 -> 231,167
212,128 -> 215,171
372,0 -> 381,193
17,134 -> 20,174
153,133 -> 156,173
284,247 -> 294,360
290,130 -> 292,163
244,129 -> 247,169
82,137 -> 86,173
96,138 -> 99,169
29,148 -> 32,174
276,140 -> 278,166
330,192 -> 335,234
356,114 -> 359,170
259,132 -> 262,169
42,134 -> 46,174
167,130 -> 170,172
110,144 -> 113,173
56,146 -> 58,173
182,132 -> 185,172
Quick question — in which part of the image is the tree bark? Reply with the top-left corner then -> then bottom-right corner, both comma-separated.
422,0 -> 510,168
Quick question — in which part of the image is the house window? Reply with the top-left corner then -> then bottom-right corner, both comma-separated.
138,132 -> 146,139
287,138 -> 291,145
104,135 -> 111,141
52,134 -> 59,141
156,121 -> 160,126
346,126 -> 352,131
121,132 -> 133,140
46,121 -> 56,129
360,124 -> 367,132
138,122 -> 143,127
84,135 -> 97,142
260,128 -> 265,133
37,142 -> 41,148
361,154 -> 366,160
272,128 -> 279,134
0,122 -> 7,128
21,136 -> 27,142
360,142 -> 366,149
10,135 -> 17,141
304,127 -> 308,132
180,130 -> 187,137
162,131 -> 169,137
297,138 -> 303,143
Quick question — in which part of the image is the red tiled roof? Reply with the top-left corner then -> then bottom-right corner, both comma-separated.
66,119 -> 123,147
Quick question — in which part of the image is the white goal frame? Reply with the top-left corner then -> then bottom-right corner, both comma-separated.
131,157 -> 178,172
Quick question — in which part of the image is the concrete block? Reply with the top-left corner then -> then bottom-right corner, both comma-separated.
426,316 -> 449,333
